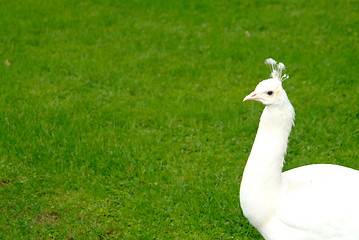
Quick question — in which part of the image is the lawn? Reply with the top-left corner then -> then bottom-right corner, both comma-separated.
0,0 -> 358,239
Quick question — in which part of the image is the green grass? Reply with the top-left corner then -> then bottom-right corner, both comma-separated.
0,0 -> 358,239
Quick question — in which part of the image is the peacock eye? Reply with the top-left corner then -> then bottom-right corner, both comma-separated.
267,91 -> 273,95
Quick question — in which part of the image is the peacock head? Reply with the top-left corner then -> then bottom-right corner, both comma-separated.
243,58 -> 289,106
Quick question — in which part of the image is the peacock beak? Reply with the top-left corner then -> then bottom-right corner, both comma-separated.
243,92 -> 260,102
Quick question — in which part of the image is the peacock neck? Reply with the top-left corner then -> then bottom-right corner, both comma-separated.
240,99 -> 295,227
250,100 -> 294,175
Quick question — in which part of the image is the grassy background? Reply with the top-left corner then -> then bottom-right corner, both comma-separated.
0,0 -> 358,239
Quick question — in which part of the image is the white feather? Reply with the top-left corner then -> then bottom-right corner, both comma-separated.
265,58 -> 277,65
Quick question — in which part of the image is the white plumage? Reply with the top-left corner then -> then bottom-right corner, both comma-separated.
240,58 -> 359,240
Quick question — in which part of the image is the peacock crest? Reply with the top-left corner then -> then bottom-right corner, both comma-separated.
265,58 -> 289,82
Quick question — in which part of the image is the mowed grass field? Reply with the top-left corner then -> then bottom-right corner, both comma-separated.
0,0 -> 358,239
